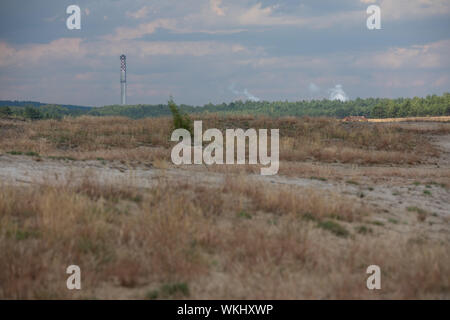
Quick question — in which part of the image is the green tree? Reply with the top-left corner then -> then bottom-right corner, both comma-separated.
168,98 -> 192,135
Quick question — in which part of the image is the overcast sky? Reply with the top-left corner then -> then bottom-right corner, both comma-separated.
0,0 -> 449,106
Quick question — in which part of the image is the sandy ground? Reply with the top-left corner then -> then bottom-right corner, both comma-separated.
1,135 -> 449,243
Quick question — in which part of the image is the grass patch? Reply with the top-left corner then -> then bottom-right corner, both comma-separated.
145,290 -> 159,300
346,180 -> 359,185
24,151 -> 39,157
423,190 -> 432,196
407,206 -> 428,222
407,206 -> 426,214
426,181 -> 446,188
146,282 -> 190,299
7,151 -> 40,157
310,176 -> 327,181
161,282 -> 190,298
48,155 -> 76,161
317,220 -> 349,238
302,212 -> 320,222
7,151 -> 23,155
356,225 -> 373,235
7,229 -> 41,241
237,211 -> 252,220
388,218 -> 399,224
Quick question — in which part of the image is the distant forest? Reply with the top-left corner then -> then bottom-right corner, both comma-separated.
1,93 -> 449,120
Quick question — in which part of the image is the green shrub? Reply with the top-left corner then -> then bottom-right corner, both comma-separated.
317,220 -> 349,238
168,98 -> 192,135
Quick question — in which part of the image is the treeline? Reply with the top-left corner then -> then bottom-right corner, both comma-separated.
1,93 -> 449,120
0,105 -> 91,119
91,93 -> 450,118
0,100 -> 92,111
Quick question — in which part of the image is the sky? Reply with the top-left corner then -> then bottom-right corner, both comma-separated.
0,0 -> 449,106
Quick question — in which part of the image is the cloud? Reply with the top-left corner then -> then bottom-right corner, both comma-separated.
0,38 -> 86,67
91,40 -> 251,58
43,14 -> 61,23
233,2 -> 364,29
238,3 -> 277,25
355,39 -> 450,70
127,6 -> 150,19
75,72 -> 94,81
210,0 -> 226,16
105,19 -> 177,41
378,0 -> 450,20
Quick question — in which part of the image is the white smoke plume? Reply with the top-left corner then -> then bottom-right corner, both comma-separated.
229,83 -> 260,102
329,84 -> 349,102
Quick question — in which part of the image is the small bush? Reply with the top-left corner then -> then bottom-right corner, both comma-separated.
168,99 -> 192,135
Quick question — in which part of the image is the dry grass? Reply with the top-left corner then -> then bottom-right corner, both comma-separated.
276,162 -> 450,186
1,115 -> 449,299
0,176 -> 448,299
0,115 -> 442,165
221,175 -> 364,222
369,116 -> 450,123
0,116 -> 172,163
